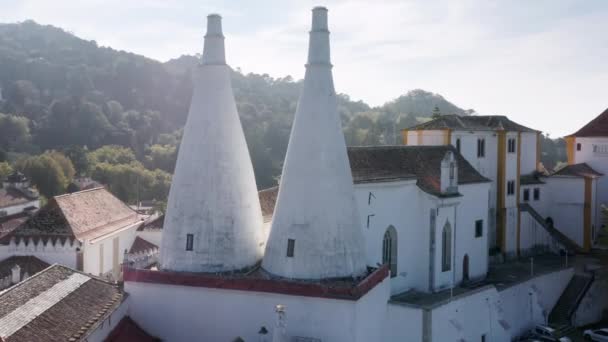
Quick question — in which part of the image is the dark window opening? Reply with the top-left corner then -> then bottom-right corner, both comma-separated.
508,138 -> 516,153
186,234 -> 194,251
507,180 -> 515,196
456,138 -> 461,153
523,189 -> 530,201
533,188 -> 540,201
477,138 -> 486,158
475,220 -> 483,238
577,143 -> 582,151
286,239 -> 295,257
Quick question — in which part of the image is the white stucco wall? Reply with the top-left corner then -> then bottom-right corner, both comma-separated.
385,304 -> 423,342
84,224 -> 139,277
0,239 -> 78,268
544,177 -> 586,246
125,276 -> 391,342
355,180 -> 427,294
500,267 -> 574,339
456,183 -> 490,282
520,132 -> 539,175
452,131 -> 498,247
572,271 -> 608,327
430,286 -> 510,342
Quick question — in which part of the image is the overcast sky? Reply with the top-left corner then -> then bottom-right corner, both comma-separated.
1,0 -> 607,137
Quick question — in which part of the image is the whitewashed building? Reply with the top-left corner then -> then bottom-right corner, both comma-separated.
402,114 -> 594,257
0,172 -> 39,218
121,9 -> 583,342
563,108 -> 608,248
0,187 -> 145,280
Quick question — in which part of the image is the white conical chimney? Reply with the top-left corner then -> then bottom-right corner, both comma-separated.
160,14 -> 264,273
262,7 -> 367,279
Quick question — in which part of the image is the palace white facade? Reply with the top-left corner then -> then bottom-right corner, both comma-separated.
1,7 -> 606,342
121,9 -> 591,342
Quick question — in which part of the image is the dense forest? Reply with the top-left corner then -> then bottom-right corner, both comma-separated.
0,20 -> 566,205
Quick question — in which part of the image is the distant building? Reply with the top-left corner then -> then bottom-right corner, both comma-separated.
0,171 -> 39,218
0,187 -> 146,280
564,107 -> 608,245
403,114 -> 596,256
0,255 -> 48,290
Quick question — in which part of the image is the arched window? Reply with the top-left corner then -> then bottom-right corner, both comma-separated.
382,226 -> 398,278
442,221 -> 452,272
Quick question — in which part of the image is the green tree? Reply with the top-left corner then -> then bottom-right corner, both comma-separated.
0,162 -> 12,181
88,145 -> 137,165
145,144 -> 177,173
0,113 -> 31,151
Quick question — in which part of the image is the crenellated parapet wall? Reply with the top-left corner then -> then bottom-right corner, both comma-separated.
0,236 -> 81,268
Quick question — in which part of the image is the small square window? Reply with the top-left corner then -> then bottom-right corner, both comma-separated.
523,189 -> 530,201
475,220 -> 483,238
577,143 -> 582,151
186,234 -> 194,251
286,239 -> 295,257
533,188 -> 540,201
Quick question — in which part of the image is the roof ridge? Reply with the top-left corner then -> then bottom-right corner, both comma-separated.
53,186 -> 105,199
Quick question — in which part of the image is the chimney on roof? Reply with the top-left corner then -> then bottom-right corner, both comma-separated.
11,264 -> 21,284
160,14 -> 263,273
261,7 -> 367,280
202,14 -> 225,65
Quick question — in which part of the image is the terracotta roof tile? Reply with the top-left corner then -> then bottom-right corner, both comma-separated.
259,146 -> 490,218
129,236 -> 158,254
570,108 -> 608,137
137,215 -> 164,231
258,187 -> 279,218
2,188 -> 144,243
0,256 -> 49,281
552,163 -> 603,178
0,264 -> 124,342
520,173 -> 545,185
348,145 -> 490,195
0,188 -> 36,210
0,213 -> 30,240
406,114 -> 537,132
106,316 -> 159,342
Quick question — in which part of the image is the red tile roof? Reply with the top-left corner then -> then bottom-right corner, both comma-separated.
347,145 -> 489,196
258,187 -> 278,219
124,264 -> 389,301
0,188 -> 36,210
0,264 -> 124,342
106,316 -> 159,342
570,108 -> 608,137
552,163 -> 603,178
1,188 -> 144,243
407,114 -> 538,132
0,256 -> 49,281
0,213 -> 29,240
137,215 -> 164,231
129,236 -> 158,254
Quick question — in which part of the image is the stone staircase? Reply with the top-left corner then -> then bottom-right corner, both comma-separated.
519,203 -> 583,254
549,274 -> 593,325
